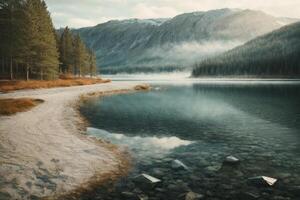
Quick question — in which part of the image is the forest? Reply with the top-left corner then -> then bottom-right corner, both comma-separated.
192,22 -> 300,78
0,0 -> 97,80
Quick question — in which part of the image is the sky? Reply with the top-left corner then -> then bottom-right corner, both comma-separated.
45,0 -> 300,28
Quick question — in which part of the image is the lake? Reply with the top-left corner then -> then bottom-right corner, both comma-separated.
79,79 -> 300,200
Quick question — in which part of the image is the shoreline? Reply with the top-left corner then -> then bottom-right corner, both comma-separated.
0,82 -> 149,200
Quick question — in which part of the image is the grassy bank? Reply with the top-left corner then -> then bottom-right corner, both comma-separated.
0,98 -> 44,115
0,77 -> 110,93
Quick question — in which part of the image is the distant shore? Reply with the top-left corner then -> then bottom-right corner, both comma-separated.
0,82 -> 149,199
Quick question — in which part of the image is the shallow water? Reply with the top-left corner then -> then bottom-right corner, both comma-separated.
80,80 -> 300,200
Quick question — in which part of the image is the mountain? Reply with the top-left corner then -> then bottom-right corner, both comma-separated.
73,8 -> 298,74
192,22 -> 300,78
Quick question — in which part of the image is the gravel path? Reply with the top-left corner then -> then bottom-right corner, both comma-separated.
0,82 -> 140,199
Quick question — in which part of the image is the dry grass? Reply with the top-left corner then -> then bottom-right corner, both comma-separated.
0,98 -> 44,115
0,77 -> 111,93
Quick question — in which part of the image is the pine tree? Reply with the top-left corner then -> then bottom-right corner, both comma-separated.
59,26 -> 74,73
17,0 -> 39,80
0,0 -> 24,80
34,0 -> 59,80
88,50 -> 97,77
73,34 -> 86,77
1,0 -> 98,81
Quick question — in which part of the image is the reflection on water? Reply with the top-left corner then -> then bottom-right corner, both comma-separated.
80,81 -> 300,200
88,127 -> 193,159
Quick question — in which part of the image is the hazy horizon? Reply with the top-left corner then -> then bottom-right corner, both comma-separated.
44,0 -> 300,28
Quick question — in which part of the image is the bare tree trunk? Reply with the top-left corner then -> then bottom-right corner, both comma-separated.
40,68 -> 43,80
26,64 -> 29,81
10,56 -> 13,80
16,62 -> 18,79
1,57 -> 4,74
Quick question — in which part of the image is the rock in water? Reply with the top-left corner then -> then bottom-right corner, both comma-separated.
121,191 -> 139,200
133,174 -> 161,189
171,159 -> 189,170
224,155 -> 240,164
288,185 -> 300,196
248,176 -> 277,186
237,192 -> 260,200
185,191 -> 204,200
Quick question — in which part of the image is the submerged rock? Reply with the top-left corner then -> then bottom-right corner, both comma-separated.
171,159 -> 188,170
237,192 -> 260,200
152,168 -> 164,177
121,191 -> 139,200
223,156 -> 240,165
288,185 -> 300,196
185,191 -> 204,200
205,165 -> 221,172
133,174 -> 161,189
138,194 -> 149,200
248,176 -> 277,187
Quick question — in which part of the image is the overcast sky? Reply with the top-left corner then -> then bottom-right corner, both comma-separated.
45,0 -> 300,28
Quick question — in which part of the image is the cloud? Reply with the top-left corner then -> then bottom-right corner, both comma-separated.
44,0 -> 300,28
139,41 -> 242,67
132,3 -> 178,19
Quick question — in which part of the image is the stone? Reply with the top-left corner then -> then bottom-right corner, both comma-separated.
152,168 -> 164,176
237,192 -> 260,200
133,174 -> 161,189
138,194 -> 149,200
248,176 -> 277,187
205,165 -> 220,172
288,185 -> 300,196
185,191 -> 204,200
121,191 -> 139,200
171,159 -> 188,170
273,196 -> 290,200
224,155 -> 240,164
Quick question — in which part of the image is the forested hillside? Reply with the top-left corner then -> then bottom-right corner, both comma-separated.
0,0 -> 96,80
192,22 -> 300,78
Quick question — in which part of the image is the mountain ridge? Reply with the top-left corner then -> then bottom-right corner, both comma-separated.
71,8 -> 299,73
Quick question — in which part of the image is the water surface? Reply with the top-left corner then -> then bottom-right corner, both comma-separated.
80,80 -> 300,200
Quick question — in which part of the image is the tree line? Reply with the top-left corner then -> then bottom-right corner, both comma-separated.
192,22 -> 300,78
0,0 -> 97,80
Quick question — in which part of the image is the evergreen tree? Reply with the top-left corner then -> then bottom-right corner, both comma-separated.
88,50 -> 97,77
34,0 -> 59,80
17,0 -> 39,80
73,34 -> 86,77
0,0 -> 24,80
59,26 -> 74,73
0,0 -> 98,80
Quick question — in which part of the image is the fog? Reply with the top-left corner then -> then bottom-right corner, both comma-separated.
139,40 -> 243,67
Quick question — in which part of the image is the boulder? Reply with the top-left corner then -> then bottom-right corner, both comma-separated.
248,176 -> 277,187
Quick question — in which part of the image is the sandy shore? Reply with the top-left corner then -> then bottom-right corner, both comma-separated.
0,82 -> 145,199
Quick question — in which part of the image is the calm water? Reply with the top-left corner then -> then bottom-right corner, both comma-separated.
79,80 -> 300,200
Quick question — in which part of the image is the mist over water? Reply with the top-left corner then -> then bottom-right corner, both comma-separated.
80,79 -> 300,200
138,40 -> 243,67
